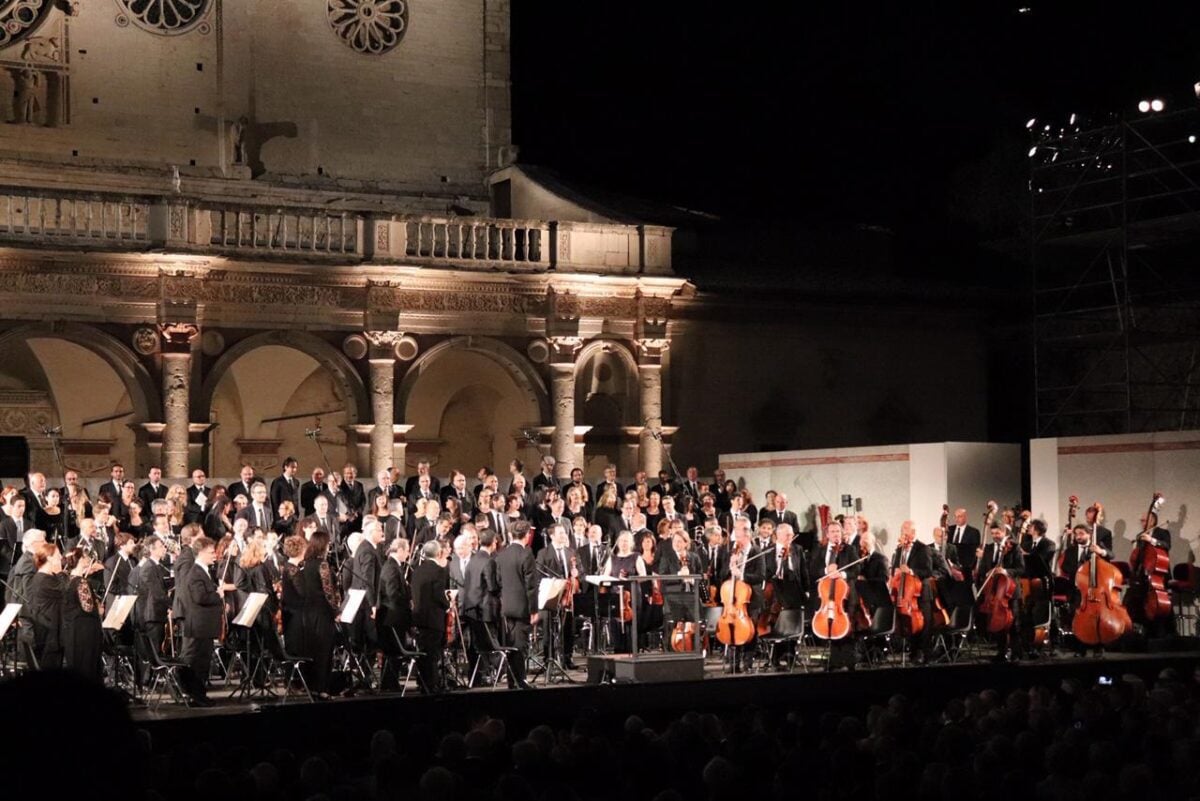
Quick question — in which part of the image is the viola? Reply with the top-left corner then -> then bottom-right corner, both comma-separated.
1130,493 -> 1171,621
715,574 -> 755,646
889,564 -> 925,636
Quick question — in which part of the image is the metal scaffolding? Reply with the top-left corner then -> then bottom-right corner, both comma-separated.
1030,106 -> 1200,436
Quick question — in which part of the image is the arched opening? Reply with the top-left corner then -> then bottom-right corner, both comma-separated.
0,324 -> 157,479
400,338 -> 545,477
575,340 -> 639,478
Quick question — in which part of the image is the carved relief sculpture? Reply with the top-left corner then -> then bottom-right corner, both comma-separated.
327,0 -> 408,55
114,0 -> 212,36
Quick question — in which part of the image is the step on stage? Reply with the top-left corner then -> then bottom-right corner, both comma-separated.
132,650 -> 1200,753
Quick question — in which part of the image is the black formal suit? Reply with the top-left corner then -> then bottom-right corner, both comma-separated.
767,544 -> 810,610
299,481 -> 335,518
976,541 -> 1025,586
184,484 -> 211,525
890,540 -> 934,580
1059,540 -> 1108,583
0,515 -> 24,578
407,486 -> 439,520
681,479 -> 703,503
494,541 -> 537,684
532,473 -> 559,494
134,558 -> 171,627
97,481 -> 127,518
19,487 -> 40,527
270,474 -> 302,517
659,548 -> 704,626
225,479 -> 260,504
138,481 -> 168,513
439,486 -> 476,518
349,539 -> 383,648
338,479 -> 367,520
808,543 -> 861,604
711,484 -> 731,513
1023,537 -> 1058,581
381,515 -> 405,549
68,533 -> 108,568
235,502 -> 275,532
181,561 -> 222,699
405,473 -> 442,497
410,559 -> 449,691
890,541 -> 935,657
650,482 -> 678,503
378,556 -> 413,689
171,546 -> 195,622
102,553 -> 136,604
946,523 -> 981,576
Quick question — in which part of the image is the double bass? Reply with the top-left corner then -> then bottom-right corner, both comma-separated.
1055,495 -> 1080,577
1130,492 -> 1171,621
1072,505 -> 1130,646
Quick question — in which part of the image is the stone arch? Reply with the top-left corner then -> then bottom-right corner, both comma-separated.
0,322 -> 161,422
198,330 -> 370,425
397,336 -> 549,423
575,339 -> 640,475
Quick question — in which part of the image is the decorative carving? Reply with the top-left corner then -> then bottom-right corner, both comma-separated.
394,334 -> 418,362
375,222 -> 389,252
0,1 -> 54,50
167,204 -> 185,239
342,333 -> 369,360
199,328 -> 224,356
635,338 -> 670,362
158,321 -> 199,346
547,336 -> 583,362
114,0 -> 212,36
229,116 -> 248,166
132,326 -> 159,355
327,0 -> 408,55
526,338 -> 549,364
363,330 -> 403,348
558,230 -> 570,263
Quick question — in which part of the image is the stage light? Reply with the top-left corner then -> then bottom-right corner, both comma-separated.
1151,99 -> 1165,112
1138,100 -> 1151,113
1190,135 -> 1197,144
1069,113 -> 1077,125
1028,146 -> 1038,157
1194,82 -> 1200,99
1026,118 -> 1037,129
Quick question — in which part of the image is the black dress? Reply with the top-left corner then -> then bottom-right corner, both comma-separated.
28,572 -> 65,669
61,576 -> 103,680
235,562 -> 283,660
298,557 -> 340,693
281,561 -> 305,653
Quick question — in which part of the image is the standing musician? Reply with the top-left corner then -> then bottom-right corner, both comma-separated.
1019,518 -> 1057,653
1123,503 -> 1173,638
725,521 -> 765,672
699,525 -> 728,602
534,523 -> 579,670
602,530 -> 648,654
1084,503 -> 1114,552
809,520 -> 860,671
410,540 -> 450,694
180,536 -> 232,707
890,522 -> 934,664
1057,523 -> 1109,649
349,518 -> 384,659
660,529 -> 703,646
573,524 -> 607,622
766,523 -> 809,668
947,507 -> 982,579
460,529 -> 500,686
132,536 -> 171,681
494,519 -> 538,689
378,537 -> 413,690
975,522 -> 1025,662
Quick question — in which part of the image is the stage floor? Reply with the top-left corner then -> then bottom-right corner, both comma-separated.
129,643 -> 1200,734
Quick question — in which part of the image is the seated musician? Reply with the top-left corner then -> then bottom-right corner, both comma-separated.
660,530 -> 703,646
975,522 -> 1025,662
890,521 -> 934,664
1126,506 -> 1173,638
1018,519 -> 1057,653
808,520 -> 860,671
766,523 -> 808,668
1057,523 -> 1109,652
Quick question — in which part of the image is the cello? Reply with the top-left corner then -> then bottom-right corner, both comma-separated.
1130,492 -> 1171,621
1072,504 -> 1130,646
813,551 -> 872,640
974,506 -> 1016,635
715,542 -> 755,647
889,563 -> 925,637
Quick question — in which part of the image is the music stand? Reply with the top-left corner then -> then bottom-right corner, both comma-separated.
230,592 -> 272,699
102,596 -> 138,631
0,603 -> 21,677
336,588 -> 373,690
532,578 -> 573,685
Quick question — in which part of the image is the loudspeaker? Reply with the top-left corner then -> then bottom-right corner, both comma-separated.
0,437 -> 29,478
586,653 -> 705,684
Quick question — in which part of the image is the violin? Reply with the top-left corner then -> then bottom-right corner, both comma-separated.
1130,492 -> 1171,621
1072,502 -> 1130,646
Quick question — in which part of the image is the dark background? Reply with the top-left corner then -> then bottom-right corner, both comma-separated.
511,3 -> 1200,286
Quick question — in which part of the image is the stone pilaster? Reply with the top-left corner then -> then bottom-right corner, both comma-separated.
159,322 -> 199,479
364,331 -> 402,475
636,337 -> 669,475
548,336 -> 582,479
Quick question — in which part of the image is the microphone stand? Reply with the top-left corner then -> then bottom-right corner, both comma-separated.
39,425 -> 69,545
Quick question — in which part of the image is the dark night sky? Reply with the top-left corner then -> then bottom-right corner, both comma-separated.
511,3 -> 1200,275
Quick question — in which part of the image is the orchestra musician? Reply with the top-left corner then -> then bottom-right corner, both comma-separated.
535,523 -> 579,669
494,520 -> 538,689
947,507 -> 982,578
460,529 -> 500,685
132,535 -> 171,680
180,536 -> 231,707
660,529 -> 703,645
890,522 -> 934,664
975,522 -> 1025,662
377,537 -> 412,689
61,547 -> 104,680
1057,523 -> 1107,641
297,530 -> 340,699
726,521 -> 764,672
767,523 -> 809,668
809,520 -> 860,671
410,540 -> 450,694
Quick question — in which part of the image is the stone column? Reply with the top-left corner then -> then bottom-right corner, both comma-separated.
637,338 -> 670,476
548,337 -> 582,479
159,323 -> 199,479
364,331 -> 401,475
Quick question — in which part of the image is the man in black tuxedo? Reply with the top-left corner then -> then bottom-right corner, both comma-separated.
300,467 -> 336,518
946,507 -> 981,579
593,464 -> 622,508
890,522 -> 935,663
975,524 -> 1025,661
138,466 -> 168,513
440,470 -> 476,521
764,524 -> 809,667
494,520 -> 538,688
184,469 -> 211,525
681,465 -> 703,504
69,516 -> 109,567
410,540 -> 450,693
102,532 -> 138,606
20,472 -> 47,528
225,465 -> 259,505
337,463 -> 367,531
366,468 -> 404,511
658,530 -> 704,647
378,537 -> 413,690
0,497 -> 27,579
534,523 -> 578,669
349,519 -> 385,653
404,460 -> 441,498
531,456 -> 559,495
767,493 -> 801,535
97,463 -> 128,519
171,524 -> 200,627
1084,504 -> 1114,552
133,535 -> 171,676
1022,519 -> 1059,581
650,470 -> 678,506
270,458 -> 302,518
408,473 -> 438,527
461,528 -> 500,684
180,536 -> 224,706
380,500 -> 405,551
235,482 -> 274,532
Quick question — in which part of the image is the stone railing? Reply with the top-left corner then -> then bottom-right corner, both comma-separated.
0,186 -> 673,275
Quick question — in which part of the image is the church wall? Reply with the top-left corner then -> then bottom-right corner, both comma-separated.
0,0 -> 505,195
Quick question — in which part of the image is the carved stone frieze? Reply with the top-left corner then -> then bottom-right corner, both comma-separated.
2,269 -> 159,299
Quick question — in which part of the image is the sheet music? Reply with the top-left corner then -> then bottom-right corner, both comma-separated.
0,603 -> 20,638
339,587 -> 366,623
233,591 -> 269,627
102,595 -> 138,630
538,578 -> 566,611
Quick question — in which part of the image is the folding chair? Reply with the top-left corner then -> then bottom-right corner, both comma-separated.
140,632 -> 188,710
932,604 -> 974,663
758,608 -> 807,672
469,623 -> 519,692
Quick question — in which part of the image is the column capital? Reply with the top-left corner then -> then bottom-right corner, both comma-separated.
547,336 -> 584,363
636,337 -> 670,365
363,330 -> 404,348
363,330 -> 419,361
158,322 -> 199,353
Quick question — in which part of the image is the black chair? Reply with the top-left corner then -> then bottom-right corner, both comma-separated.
380,628 -> 425,697
860,603 -> 896,666
277,651 -> 314,704
932,604 -> 973,663
759,608 -> 807,671
470,623 -> 520,692
140,632 -> 188,710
